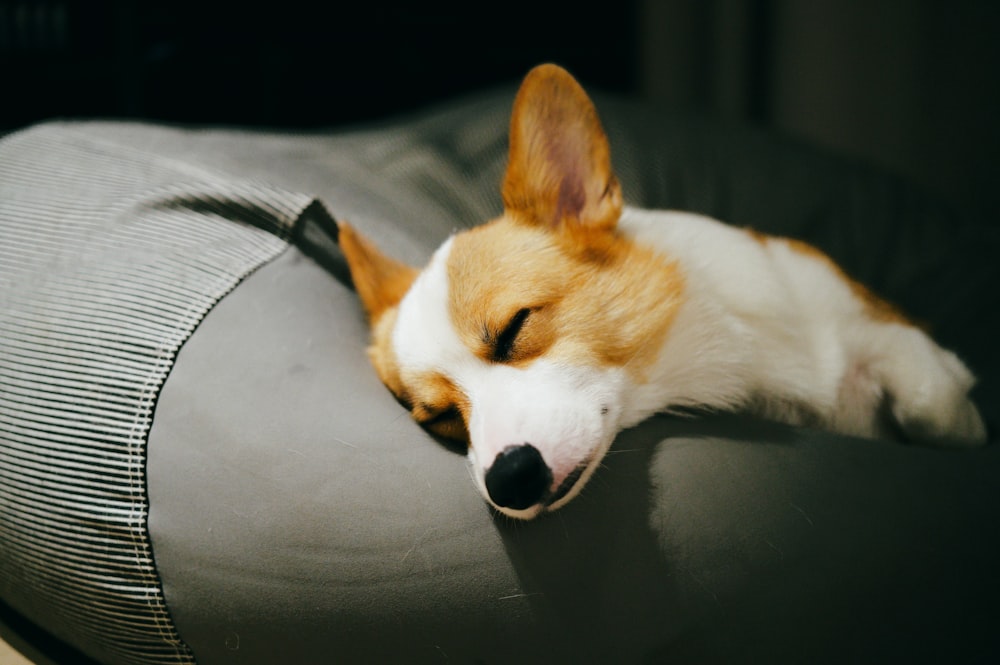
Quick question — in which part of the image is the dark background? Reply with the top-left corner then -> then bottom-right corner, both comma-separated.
2,0 -> 998,217
0,1 -> 640,127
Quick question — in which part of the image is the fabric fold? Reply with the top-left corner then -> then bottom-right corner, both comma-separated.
0,124 -> 321,665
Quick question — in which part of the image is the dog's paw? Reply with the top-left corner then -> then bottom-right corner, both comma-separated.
894,393 -> 987,446
887,343 -> 987,447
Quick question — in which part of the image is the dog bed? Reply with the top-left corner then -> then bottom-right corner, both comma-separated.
1,86 -> 998,665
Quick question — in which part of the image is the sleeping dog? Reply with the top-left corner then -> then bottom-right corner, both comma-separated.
339,64 -> 986,519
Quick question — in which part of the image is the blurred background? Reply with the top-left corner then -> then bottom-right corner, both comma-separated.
2,0 -> 998,217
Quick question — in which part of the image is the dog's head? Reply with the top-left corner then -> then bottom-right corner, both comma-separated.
340,64 -> 682,518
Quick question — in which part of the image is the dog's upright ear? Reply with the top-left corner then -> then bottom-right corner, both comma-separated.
502,64 -> 623,233
338,221 -> 418,324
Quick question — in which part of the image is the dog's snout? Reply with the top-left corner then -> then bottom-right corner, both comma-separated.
484,444 -> 552,510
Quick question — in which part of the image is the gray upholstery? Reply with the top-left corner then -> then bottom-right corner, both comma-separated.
1,87 -> 997,664
0,125 -> 316,665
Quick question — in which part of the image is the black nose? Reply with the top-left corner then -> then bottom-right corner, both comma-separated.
484,444 -> 552,510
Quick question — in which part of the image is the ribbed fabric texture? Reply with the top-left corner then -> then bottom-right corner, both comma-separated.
0,125 -> 315,664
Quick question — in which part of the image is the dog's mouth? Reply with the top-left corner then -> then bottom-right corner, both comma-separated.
545,463 -> 587,507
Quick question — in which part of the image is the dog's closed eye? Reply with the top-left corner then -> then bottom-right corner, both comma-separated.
492,308 -> 531,363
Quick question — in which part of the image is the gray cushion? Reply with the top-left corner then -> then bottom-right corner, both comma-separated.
1,87 -> 997,665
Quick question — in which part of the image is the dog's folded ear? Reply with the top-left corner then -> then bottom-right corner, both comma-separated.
502,63 -> 623,233
338,221 -> 418,323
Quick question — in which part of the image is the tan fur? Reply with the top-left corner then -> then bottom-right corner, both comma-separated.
339,222 -> 417,323
447,216 -> 684,378
502,63 -> 622,235
367,308 -> 407,402
784,238 -> 911,326
749,228 -> 911,325
339,222 -> 419,413
404,372 -> 470,441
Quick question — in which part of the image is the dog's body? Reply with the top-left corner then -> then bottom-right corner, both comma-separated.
340,64 -> 986,519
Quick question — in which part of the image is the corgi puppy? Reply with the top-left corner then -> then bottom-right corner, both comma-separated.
339,64 -> 987,520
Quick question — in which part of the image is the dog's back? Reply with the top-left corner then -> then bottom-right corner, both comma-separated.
620,206 -> 985,443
